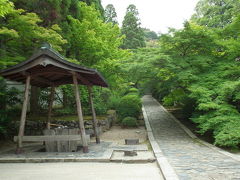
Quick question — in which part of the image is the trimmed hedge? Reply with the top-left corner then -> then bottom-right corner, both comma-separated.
122,117 -> 138,127
118,94 -> 142,119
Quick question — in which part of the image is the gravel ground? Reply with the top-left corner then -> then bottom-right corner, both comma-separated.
0,126 -> 148,153
100,126 -> 147,145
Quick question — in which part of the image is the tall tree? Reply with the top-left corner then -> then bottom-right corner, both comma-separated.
191,0 -> 240,28
104,4 -> 118,25
12,0 -> 105,67
12,0 -> 104,27
121,4 -> 145,49
66,2 -> 125,66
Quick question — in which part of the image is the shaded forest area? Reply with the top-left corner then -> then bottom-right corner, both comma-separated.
1,0 -> 240,149
125,0 -> 240,148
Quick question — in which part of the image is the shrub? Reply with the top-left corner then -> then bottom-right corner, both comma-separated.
127,88 -> 140,95
118,94 -> 142,119
122,117 -> 138,127
107,95 -> 121,110
0,111 -> 9,138
0,109 -> 13,139
93,99 -> 107,115
54,107 -> 76,116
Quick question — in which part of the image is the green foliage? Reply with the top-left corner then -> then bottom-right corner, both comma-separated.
0,78 -> 21,109
121,48 -> 165,90
0,7 -> 66,69
121,4 -> 146,49
66,2 -> 125,66
143,28 -> 158,40
122,117 -> 138,127
3,0 -> 240,148
191,0 -> 240,28
214,121 -> 240,147
0,0 -> 14,17
121,2 -> 240,148
104,4 -> 118,25
60,85 -> 108,115
163,89 -> 187,106
54,107 -> 76,116
0,78 -> 21,138
107,94 -> 121,110
127,88 -> 140,95
13,0 -> 104,27
118,94 -> 142,119
0,110 -> 10,137
159,22 -> 217,56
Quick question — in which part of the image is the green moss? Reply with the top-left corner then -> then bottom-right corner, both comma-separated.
25,115 -> 107,122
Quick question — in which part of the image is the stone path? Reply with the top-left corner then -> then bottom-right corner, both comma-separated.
142,95 -> 240,180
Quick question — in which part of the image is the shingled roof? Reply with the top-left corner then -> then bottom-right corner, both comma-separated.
0,46 -> 108,88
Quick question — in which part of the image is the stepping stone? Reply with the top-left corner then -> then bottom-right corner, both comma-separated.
124,150 -> 137,156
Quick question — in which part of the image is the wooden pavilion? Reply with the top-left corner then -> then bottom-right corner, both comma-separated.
0,44 -> 108,153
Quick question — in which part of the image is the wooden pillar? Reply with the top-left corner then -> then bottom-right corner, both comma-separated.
16,75 -> 31,153
47,86 -> 55,129
72,73 -> 89,153
88,86 -> 100,144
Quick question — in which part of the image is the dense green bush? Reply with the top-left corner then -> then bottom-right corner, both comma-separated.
0,108 -> 20,139
0,110 -> 10,138
54,107 -> 76,116
126,88 -> 140,95
93,97 -> 107,115
122,117 -> 138,127
118,94 -> 142,120
0,79 -> 21,139
107,95 -> 121,110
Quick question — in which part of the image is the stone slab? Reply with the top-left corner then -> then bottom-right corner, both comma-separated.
110,144 -> 148,151
111,151 -> 155,163
125,139 -> 139,145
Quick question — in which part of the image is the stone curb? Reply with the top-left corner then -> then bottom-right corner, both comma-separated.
142,104 -> 179,180
110,159 -> 156,163
0,158 -> 110,163
0,157 -> 157,163
152,98 -> 240,162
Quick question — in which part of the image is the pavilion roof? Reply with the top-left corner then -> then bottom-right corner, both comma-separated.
0,46 -> 108,88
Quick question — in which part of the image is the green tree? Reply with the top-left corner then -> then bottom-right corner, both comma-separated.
159,22 -> 217,56
123,11 -> 240,147
121,4 -> 145,49
12,0 -> 104,27
12,0 -> 106,63
191,0 -> 240,28
66,2 -> 125,66
0,8 -> 66,68
143,28 -> 158,40
104,4 -> 118,25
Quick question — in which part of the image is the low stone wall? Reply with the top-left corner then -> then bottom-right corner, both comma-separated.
99,110 -> 117,132
11,110 -> 117,137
